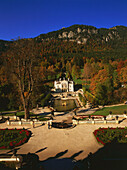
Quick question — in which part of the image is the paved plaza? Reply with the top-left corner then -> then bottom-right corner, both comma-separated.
0,106 -> 127,169
0,115 -> 127,161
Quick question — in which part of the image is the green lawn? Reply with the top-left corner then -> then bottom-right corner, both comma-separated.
92,105 -> 127,116
1,111 -> 33,117
1,111 -> 50,120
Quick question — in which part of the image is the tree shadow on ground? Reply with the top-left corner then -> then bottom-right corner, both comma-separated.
6,148 -> 20,154
55,111 -> 70,117
46,149 -> 68,160
77,109 -> 89,113
119,118 -> 126,123
39,112 -> 52,116
35,147 -> 47,154
70,150 -> 83,159
33,123 -> 45,128
3,139 -> 127,170
80,138 -> 127,170
40,150 -> 84,170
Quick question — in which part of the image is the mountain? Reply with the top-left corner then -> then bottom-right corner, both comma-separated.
0,24 -> 127,62
1,24 -> 127,47
35,24 -> 127,45
0,40 -> 11,55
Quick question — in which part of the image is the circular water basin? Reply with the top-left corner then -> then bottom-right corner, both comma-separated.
53,99 -> 76,112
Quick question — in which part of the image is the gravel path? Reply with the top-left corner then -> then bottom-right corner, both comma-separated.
104,103 -> 125,107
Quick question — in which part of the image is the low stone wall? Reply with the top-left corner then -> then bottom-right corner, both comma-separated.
106,114 -> 127,119
72,119 -> 119,125
75,115 -> 104,119
0,116 -> 19,120
6,120 -> 51,126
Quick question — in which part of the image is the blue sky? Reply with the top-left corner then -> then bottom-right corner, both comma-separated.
0,0 -> 127,40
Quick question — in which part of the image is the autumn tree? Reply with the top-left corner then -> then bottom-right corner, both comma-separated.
90,68 -> 114,105
120,66 -> 127,84
117,60 -> 124,73
83,63 -> 93,82
66,61 -> 72,79
72,64 -> 80,80
40,66 -> 47,80
104,78 -> 114,103
90,69 -> 109,94
95,83 -> 108,105
113,70 -> 120,88
5,39 -> 40,119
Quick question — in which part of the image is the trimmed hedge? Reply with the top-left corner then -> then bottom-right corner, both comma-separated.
93,127 -> 127,145
0,128 -> 31,149
74,115 -> 104,121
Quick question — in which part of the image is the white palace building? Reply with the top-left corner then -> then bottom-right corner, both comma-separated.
54,78 -> 74,92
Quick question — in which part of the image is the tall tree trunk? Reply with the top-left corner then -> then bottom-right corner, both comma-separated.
24,103 -> 30,119
19,83 -> 30,119
21,95 -> 30,119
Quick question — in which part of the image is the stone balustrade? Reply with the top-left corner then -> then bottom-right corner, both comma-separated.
72,119 -> 119,125
7,120 -> 48,126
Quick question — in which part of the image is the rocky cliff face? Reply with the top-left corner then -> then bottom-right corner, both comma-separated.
36,24 -> 127,44
57,27 -> 98,43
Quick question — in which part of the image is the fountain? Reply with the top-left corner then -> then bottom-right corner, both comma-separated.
53,99 -> 76,112
62,101 -> 67,106
52,122 -> 73,129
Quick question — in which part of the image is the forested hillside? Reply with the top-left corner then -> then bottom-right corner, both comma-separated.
1,25 -> 127,62
0,24 -> 127,113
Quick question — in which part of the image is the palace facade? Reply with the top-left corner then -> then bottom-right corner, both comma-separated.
54,78 -> 74,92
